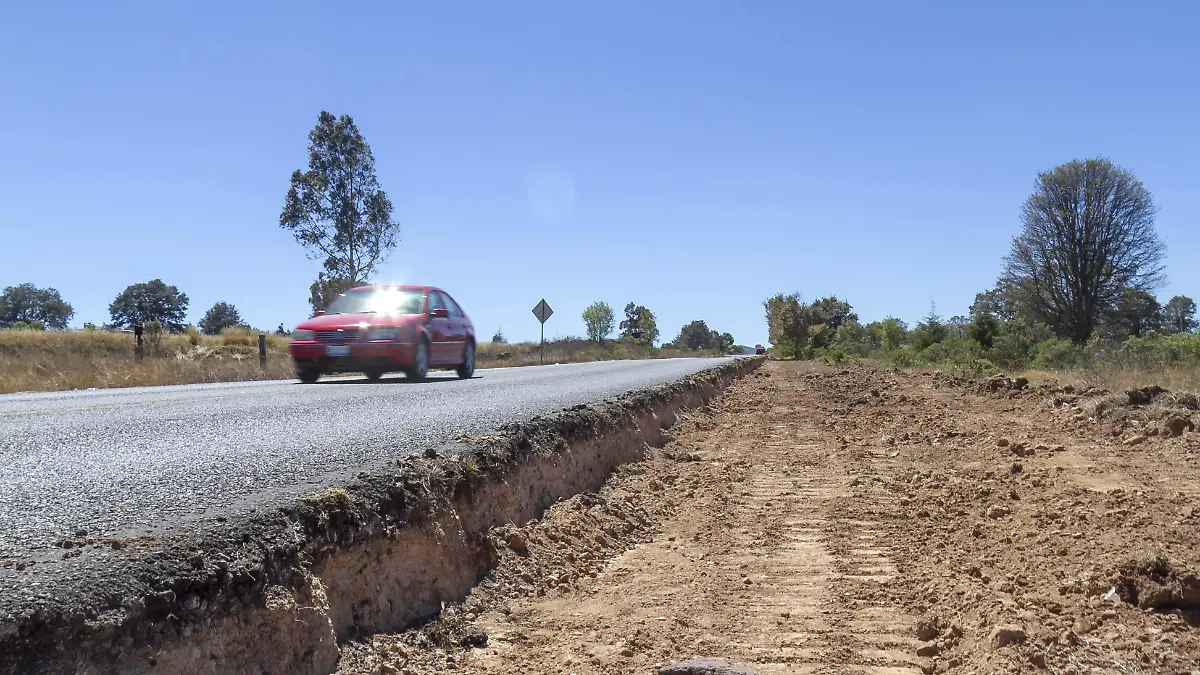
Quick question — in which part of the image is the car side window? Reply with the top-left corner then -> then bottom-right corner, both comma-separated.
444,294 -> 464,318
428,291 -> 448,314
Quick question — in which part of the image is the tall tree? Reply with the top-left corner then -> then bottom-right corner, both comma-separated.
764,293 -> 808,358
281,111 -> 400,307
198,301 -> 244,335
912,302 -> 949,350
716,332 -> 737,354
1002,158 -> 1164,343
806,296 -> 857,350
581,301 -> 615,344
672,320 -> 718,351
109,279 -> 190,332
1112,289 -> 1161,338
619,303 -> 660,346
1162,295 -> 1198,334
0,283 -> 74,329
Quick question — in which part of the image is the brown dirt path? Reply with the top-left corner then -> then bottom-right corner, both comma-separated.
339,361 -> 1200,675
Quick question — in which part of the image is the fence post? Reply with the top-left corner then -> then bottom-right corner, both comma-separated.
134,325 -> 144,360
258,334 -> 267,368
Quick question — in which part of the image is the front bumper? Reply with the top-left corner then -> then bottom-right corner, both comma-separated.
289,341 -> 415,372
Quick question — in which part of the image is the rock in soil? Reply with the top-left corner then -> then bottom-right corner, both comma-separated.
989,624 -> 1027,649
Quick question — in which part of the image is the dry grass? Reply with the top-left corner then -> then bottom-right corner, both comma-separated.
0,331 -> 726,394
1016,365 -> 1200,394
0,329 -> 293,394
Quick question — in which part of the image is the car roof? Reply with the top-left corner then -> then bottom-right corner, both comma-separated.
348,284 -> 442,293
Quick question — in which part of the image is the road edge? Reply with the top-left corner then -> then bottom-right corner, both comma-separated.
1,356 -> 763,674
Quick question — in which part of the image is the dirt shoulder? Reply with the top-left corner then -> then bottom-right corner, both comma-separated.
339,361 -> 1200,675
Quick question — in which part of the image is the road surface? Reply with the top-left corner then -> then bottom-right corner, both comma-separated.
0,358 -> 733,559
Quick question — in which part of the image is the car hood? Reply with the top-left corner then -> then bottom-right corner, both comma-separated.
295,313 -> 425,331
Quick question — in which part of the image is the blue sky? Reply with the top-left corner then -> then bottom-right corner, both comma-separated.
2,1 -> 1198,346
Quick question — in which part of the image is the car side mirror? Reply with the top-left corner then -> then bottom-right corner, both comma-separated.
430,307 -> 449,318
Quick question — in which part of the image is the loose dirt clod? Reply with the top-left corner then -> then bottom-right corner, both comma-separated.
1112,554 -> 1200,610
989,624 -> 1027,649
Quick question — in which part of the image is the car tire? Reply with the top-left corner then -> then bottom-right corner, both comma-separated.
364,368 -> 385,382
297,368 -> 321,384
456,342 -> 475,379
405,339 -> 429,382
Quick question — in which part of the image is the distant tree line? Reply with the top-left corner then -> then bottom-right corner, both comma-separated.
0,278 -> 255,337
765,158 -> 1198,372
577,301 -> 739,354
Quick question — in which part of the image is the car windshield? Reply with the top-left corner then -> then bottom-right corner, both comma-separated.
325,289 -> 423,315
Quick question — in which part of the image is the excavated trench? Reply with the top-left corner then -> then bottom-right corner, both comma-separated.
1,357 -> 761,675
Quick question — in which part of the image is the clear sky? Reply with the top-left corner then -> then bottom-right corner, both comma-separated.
2,1 -> 1198,346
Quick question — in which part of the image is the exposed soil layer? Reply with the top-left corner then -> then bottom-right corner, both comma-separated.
343,361 -> 1200,675
0,358 -> 760,675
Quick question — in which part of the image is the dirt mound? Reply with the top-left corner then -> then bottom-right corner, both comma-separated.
981,374 -> 1029,394
1127,385 -> 1169,405
1112,554 -> 1200,610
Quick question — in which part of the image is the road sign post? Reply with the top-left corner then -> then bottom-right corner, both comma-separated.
531,299 -> 553,364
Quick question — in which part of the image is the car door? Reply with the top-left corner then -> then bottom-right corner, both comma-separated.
426,291 -> 453,364
443,292 -> 468,361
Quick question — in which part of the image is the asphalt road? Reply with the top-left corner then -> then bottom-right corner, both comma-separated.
0,358 -> 733,559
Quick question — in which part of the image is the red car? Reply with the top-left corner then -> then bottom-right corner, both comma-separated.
289,285 -> 475,384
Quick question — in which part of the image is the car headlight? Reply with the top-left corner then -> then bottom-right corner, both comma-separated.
367,326 -> 398,341
292,329 -> 316,341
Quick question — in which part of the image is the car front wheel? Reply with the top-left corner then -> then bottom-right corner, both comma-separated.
457,342 -> 475,379
405,339 -> 429,382
297,368 -> 321,384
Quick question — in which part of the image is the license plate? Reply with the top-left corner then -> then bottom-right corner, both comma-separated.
325,344 -> 351,357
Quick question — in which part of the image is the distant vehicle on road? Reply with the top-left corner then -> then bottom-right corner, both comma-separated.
289,285 -> 475,384
754,344 -> 766,355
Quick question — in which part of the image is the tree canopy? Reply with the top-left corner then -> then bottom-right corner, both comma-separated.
1001,158 -> 1164,343
619,303 -> 659,346
198,302 -> 244,335
281,111 -> 400,311
1162,296 -> 1198,334
0,283 -> 74,330
108,279 -> 190,332
581,302 -> 615,344
764,293 -> 858,358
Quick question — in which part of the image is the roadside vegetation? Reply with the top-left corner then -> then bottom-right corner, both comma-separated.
477,337 -> 727,368
0,328 -> 294,394
765,158 -> 1200,390
0,329 -> 725,394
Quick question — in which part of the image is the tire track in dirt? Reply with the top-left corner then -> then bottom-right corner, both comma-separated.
340,362 -> 928,674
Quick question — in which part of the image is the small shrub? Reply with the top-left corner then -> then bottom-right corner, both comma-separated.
1031,337 -> 1082,370
6,320 -> 46,331
817,347 -> 847,364
143,320 -> 165,353
186,327 -> 202,347
968,358 -> 1001,377
888,347 -> 920,367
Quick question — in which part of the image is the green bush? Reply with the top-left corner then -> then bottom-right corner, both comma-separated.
918,334 -> 981,367
888,346 -> 920,367
816,347 -> 847,364
6,320 -> 46,331
1030,337 -> 1083,370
